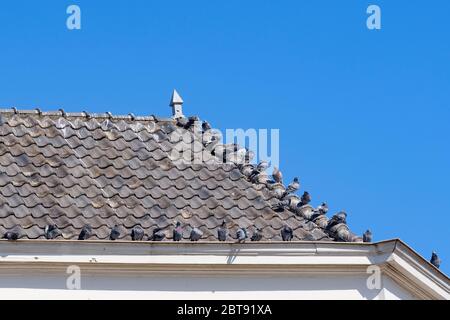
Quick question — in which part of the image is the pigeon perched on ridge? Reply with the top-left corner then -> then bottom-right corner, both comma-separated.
218,220 -> 227,241
316,202 -> 329,215
300,191 -> 311,206
78,224 -> 92,240
244,149 -> 255,163
176,117 -> 189,128
173,221 -> 183,241
285,177 -> 300,195
190,227 -> 203,241
109,225 -> 121,241
227,148 -> 247,165
327,212 -> 347,229
44,224 -> 61,240
430,251 -> 441,269
213,145 -> 226,162
281,225 -> 293,241
131,225 -> 144,241
272,167 -> 283,184
250,228 -> 263,242
152,228 -> 166,241
271,199 -> 289,212
363,229 -> 372,243
256,161 -> 269,172
236,228 -> 248,243
202,121 -> 212,132
249,161 -> 270,181
184,116 -> 200,129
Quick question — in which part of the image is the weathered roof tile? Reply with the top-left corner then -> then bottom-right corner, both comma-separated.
0,110 -> 340,241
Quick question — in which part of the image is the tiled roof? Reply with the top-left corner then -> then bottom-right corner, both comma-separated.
0,108 -> 361,242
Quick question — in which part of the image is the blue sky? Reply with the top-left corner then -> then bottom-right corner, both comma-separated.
0,1 -> 449,274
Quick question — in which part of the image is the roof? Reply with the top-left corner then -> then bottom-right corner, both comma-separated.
0,108 -> 361,242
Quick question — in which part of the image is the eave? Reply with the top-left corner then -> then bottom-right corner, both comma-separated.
0,239 -> 448,300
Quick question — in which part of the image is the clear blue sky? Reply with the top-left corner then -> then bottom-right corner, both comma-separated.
0,1 -> 449,274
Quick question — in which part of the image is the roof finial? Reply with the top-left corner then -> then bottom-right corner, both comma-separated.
170,89 -> 184,119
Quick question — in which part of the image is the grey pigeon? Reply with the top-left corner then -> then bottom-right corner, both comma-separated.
3,228 -> 20,241
109,225 -> 121,241
285,177 -> 300,195
202,121 -> 212,132
131,225 -> 144,241
173,221 -> 183,241
327,211 -> 347,229
272,166 -> 283,184
190,227 -> 203,241
256,161 -> 269,173
236,228 -> 248,243
184,116 -> 200,129
250,228 -> 263,241
430,251 -> 441,269
316,202 -> 329,215
176,117 -> 189,128
271,199 -> 289,212
245,149 -> 255,163
363,229 -> 372,243
44,224 -> 61,240
300,191 -> 311,206
78,224 -> 92,240
281,225 -> 293,241
218,220 -> 227,241
152,228 -> 166,241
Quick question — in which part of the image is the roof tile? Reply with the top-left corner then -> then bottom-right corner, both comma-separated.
0,111 -> 343,242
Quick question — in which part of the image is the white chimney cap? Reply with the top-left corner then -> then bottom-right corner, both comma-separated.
170,89 -> 184,106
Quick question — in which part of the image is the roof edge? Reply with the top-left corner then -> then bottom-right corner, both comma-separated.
0,108 -> 177,123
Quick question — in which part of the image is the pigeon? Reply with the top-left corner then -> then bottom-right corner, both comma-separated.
217,220 -> 227,241
327,212 -> 347,229
131,225 -> 145,241
249,161 -> 270,181
152,228 -> 166,241
316,202 -> 329,215
78,224 -> 92,240
176,117 -> 189,128
227,148 -> 247,165
363,229 -> 372,243
430,251 -> 441,269
236,228 -> 248,243
300,191 -> 311,206
109,225 -> 121,241
44,224 -> 61,240
256,161 -> 269,173
213,145 -> 226,162
173,221 -> 183,241
245,149 -> 255,163
3,228 -> 20,241
202,121 -> 212,132
190,227 -> 203,241
250,228 -> 263,241
184,116 -> 200,129
272,167 -> 283,184
285,177 -> 300,195
271,199 -> 289,212
281,225 -> 293,241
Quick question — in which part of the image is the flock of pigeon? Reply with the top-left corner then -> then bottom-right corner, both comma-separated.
0,114 -> 442,269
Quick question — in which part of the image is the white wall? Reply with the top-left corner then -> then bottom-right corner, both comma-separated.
0,240 -> 446,300
0,270 -> 418,300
